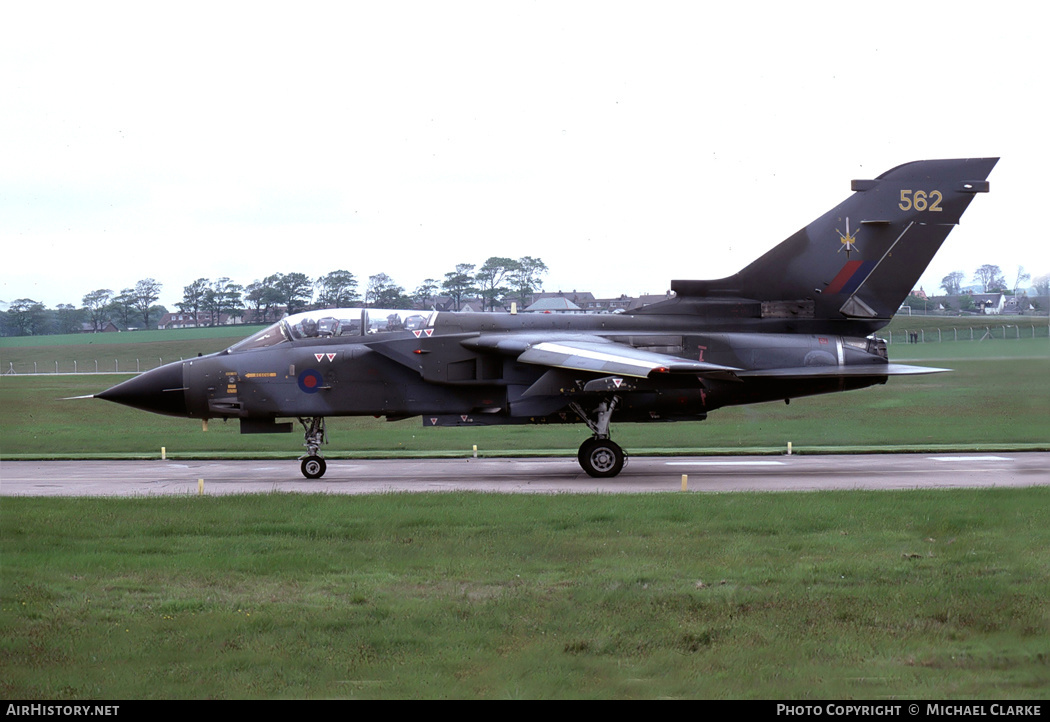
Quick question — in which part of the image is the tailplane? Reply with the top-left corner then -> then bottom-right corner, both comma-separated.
648,158 -> 998,329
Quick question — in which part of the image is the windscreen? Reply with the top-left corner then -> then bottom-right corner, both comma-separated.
226,321 -> 291,352
227,308 -> 437,351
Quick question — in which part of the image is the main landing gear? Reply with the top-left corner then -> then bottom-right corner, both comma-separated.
570,398 -> 627,478
298,416 -> 327,479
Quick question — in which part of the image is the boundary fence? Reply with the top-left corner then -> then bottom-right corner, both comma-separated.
4,357 -> 184,376
886,324 -> 1049,344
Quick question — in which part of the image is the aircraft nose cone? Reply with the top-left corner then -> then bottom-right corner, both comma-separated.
96,361 -> 188,417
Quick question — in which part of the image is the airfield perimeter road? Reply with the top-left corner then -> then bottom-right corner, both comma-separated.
1,453 -> 1047,496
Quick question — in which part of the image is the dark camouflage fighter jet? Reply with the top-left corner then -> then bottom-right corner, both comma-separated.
97,158 -> 997,478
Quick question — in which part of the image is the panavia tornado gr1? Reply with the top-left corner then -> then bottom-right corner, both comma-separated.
97,158 -> 997,479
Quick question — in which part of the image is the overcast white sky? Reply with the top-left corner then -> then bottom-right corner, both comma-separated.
1,1 -> 1045,311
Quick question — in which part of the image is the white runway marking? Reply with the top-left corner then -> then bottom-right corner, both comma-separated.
665,460 -> 785,466
928,456 -> 1010,462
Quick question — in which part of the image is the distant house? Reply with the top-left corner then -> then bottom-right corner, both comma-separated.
531,290 -> 674,313
241,308 -> 286,325
532,291 -> 595,308
159,311 -> 244,329
1003,295 -> 1036,314
78,321 -> 119,333
585,295 -> 633,312
932,294 -> 1049,317
626,293 -> 675,311
432,295 -> 487,313
159,312 -> 197,329
524,297 -> 583,313
970,294 -> 1005,315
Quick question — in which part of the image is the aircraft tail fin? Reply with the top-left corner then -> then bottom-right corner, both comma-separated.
655,158 -> 998,328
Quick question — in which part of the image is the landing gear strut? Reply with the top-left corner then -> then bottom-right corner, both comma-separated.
570,398 -> 627,478
298,416 -> 327,479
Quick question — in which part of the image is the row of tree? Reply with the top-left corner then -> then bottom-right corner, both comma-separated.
940,265 -> 1049,296
4,278 -> 166,337
2,256 -> 551,336
222,256 -> 549,325
3,301 -> 87,337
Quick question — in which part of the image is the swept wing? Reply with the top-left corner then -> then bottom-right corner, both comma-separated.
463,334 -> 740,379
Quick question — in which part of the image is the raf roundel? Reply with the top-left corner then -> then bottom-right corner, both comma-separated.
297,369 -> 324,394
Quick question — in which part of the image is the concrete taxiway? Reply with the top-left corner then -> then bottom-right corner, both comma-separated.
2,452 -> 1047,496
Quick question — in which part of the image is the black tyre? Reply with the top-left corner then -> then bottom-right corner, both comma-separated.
578,439 -> 625,478
577,437 -> 599,467
301,456 -> 327,479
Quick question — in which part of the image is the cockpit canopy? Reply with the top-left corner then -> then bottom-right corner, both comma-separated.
227,308 -> 437,352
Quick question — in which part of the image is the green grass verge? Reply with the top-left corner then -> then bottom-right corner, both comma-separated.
4,490 -> 1049,699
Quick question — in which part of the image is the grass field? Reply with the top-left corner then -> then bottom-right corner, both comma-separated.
4,490 -> 1050,699
0,329 -> 251,375
0,324 -> 265,349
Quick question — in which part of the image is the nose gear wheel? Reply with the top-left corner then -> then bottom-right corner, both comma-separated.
297,417 -> 328,479
301,456 -> 327,479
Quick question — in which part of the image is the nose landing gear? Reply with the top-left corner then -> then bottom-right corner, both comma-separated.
298,416 -> 327,479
